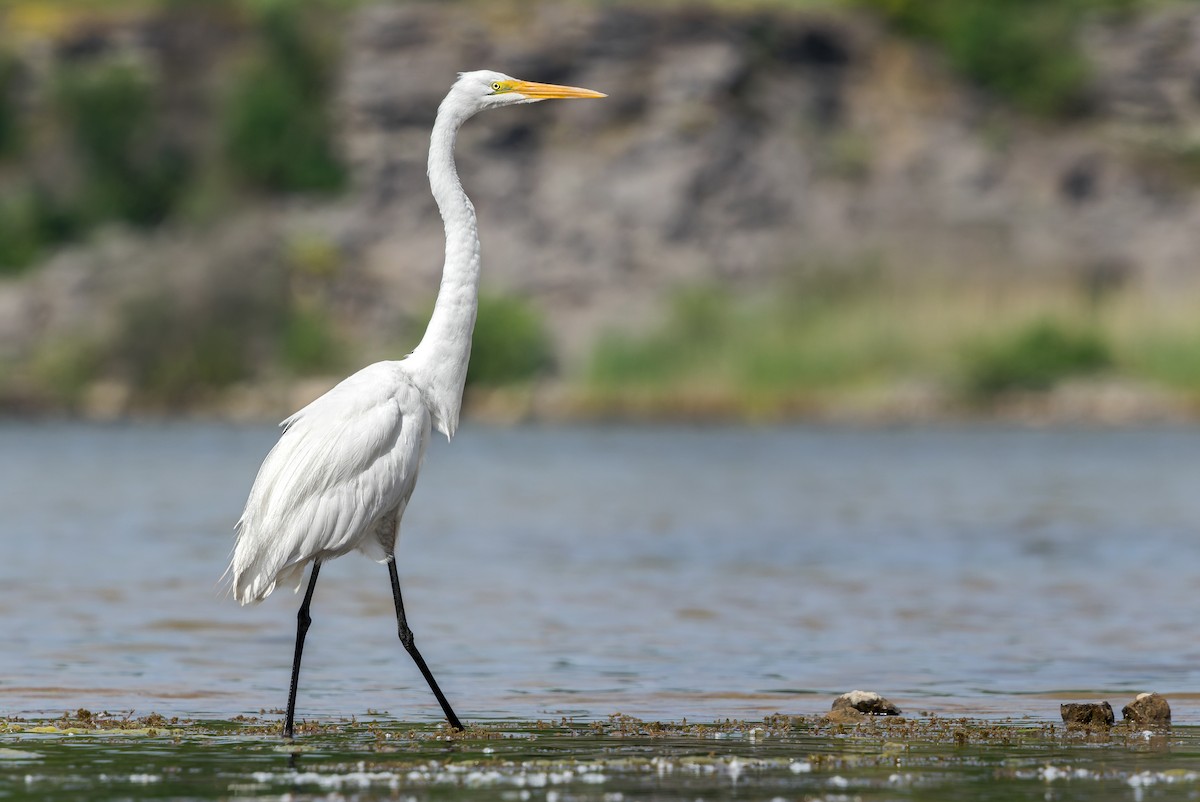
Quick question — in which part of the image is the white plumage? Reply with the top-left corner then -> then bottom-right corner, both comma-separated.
231,362 -> 428,603
225,70 -> 605,737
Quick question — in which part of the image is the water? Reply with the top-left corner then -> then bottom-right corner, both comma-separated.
1,422 -> 1198,724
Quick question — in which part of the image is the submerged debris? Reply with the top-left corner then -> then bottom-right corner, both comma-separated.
1060,702 -> 1115,729
1122,693 -> 1171,728
0,709 -> 188,737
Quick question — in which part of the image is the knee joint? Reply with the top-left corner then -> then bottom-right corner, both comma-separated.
397,626 -> 415,650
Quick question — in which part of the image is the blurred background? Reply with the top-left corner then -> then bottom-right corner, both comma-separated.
2,0 -> 1200,724
0,0 -> 1198,423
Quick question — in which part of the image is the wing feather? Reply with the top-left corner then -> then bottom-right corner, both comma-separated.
229,362 -> 429,604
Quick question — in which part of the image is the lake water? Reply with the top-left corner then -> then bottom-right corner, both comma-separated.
1,422 -> 1198,724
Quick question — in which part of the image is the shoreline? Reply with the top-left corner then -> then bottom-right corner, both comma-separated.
3,711 -> 1198,800
3,375 -> 1196,427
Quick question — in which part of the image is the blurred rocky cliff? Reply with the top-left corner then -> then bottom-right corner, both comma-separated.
1,2 -> 1199,417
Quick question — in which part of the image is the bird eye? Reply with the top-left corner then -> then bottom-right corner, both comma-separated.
490,82 -> 503,92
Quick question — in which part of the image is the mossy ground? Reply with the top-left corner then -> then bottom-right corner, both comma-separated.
3,711 -> 1198,800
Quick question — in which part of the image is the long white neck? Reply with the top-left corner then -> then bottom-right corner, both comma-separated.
407,98 -> 481,439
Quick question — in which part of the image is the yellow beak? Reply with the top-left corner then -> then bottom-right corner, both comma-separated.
510,79 -> 607,99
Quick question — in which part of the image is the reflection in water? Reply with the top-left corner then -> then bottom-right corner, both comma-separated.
0,422 -> 1197,721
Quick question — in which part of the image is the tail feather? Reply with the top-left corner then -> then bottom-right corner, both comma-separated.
229,527 -> 311,605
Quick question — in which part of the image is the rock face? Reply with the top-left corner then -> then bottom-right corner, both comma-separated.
1087,6 -> 1200,127
1121,692 -> 1171,728
336,2 -> 1200,360
1060,702 -> 1115,728
3,3 -> 1200,388
336,3 -> 882,360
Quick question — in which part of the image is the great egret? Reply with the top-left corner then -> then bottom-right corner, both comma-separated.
227,70 -> 606,738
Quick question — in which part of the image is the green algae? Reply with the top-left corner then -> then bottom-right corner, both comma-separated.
2,712 -> 1199,800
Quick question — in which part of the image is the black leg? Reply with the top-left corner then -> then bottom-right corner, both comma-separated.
284,561 -> 321,739
388,559 -> 464,730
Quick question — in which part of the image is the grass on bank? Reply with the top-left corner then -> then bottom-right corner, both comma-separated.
583,271 -> 1200,416
11,269 -> 1200,418
18,286 -> 555,413
466,294 -> 555,387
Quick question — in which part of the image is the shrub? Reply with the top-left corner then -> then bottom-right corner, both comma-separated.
0,185 -> 80,274
30,338 -> 99,406
221,5 -> 345,194
281,306 -> 344,375
0,52 -> 20,159
0,188 -> 73,273
55,59 -> 189,226
466,294 -> 554,386
962,319 -> 1112,398
111,283 -> 286,406
0,192 -> 42,274
860,0 -> 1139,117
99,272 -> 349,404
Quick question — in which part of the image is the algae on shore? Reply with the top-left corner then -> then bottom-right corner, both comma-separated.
3,713 -> 1199,800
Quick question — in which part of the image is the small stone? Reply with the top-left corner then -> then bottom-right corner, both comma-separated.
1060,702 -> 1115,728
1122,693 -> 1171,728
831,690 -> 901,716
822,705 -> 866,724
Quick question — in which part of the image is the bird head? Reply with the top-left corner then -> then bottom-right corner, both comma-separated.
450,70 -> 606,114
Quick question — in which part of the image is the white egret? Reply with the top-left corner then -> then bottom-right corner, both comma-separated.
227,70 -> 606,738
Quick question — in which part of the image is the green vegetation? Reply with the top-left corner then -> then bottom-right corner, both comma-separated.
0,185 -> 84,275
1124,330 -> 1200,390
87,270 -> 346,408
0,192 -> 44,274
1,56 -> 189,274
24,272 -> 1191,417
0,52 -> 20,159
111,290 -> 273,405
591,289 -> 730,389
29,338 -> 100,406
466,294 -> 555,387
222,5 -> 346,194
584,270 -> 1200,417
860,0 -> 1142,117
0,3 -> 347,274
962,319 -> 1112,398
56,58 -> 189,227
281,306 -> 344,375
588,274 -> 918,412
278,232 -> 347,376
